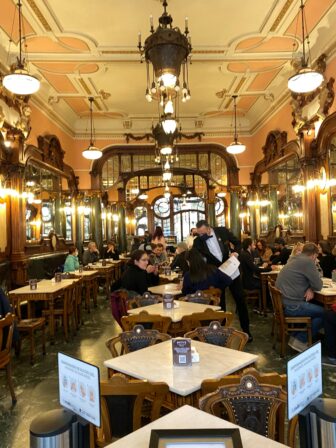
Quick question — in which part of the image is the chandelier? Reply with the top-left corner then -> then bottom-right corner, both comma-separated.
82,97 -> 102,160
227,95 -> 246,155
2,0 -> 40,96
288,0 -> 323,94
138,0 -> 192,104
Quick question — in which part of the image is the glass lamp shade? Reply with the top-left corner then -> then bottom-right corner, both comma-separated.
164,191 -> 171,199
226,141 -> 246,154
159,73 -> 177,88
162,119 -> 177,134
160,146 -> 173,156
82,145 -> 102,160
288,68 -> 324,93
162,171 -> 172,182
3,68 -> 40,95
138,193 -> 148,200
164,100 -> 174,115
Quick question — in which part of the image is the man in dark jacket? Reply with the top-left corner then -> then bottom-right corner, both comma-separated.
270,237 -> 291,265
193,220 -> 251,339
239,238 -> 272,290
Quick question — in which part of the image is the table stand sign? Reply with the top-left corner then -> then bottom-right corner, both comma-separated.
172,338 -> 192,366
55,273 -> 62,283
78,265 -> 83,273
30,353 -> 101,448
102,259 -> 107,266
163,294 -> 174,310
29,279 -> 38,290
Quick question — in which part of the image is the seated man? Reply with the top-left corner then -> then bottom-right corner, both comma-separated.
270,237 -> 292,265
275,243 -> 324,352
82,241 -> 100,265
149,243 -> 167,266
239,238 -> 271,290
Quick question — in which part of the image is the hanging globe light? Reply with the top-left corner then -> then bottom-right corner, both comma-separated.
227,95 -> 246,155
82,97 -> 102,160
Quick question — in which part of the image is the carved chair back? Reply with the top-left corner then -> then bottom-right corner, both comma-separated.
181,309 -> 233,333
199,368 -> 287,441
184,321 -> 248,351
121,311 -> 172,334
127,292 -> 160,309
0,313 -> 14,366
106,324 -> 171,357
181,290 -> 220,306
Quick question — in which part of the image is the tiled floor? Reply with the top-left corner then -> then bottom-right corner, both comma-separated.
1,293 -> 335,448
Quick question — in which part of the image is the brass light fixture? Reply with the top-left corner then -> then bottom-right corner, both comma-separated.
288,0 -> 323,94
139,0 -> 192,104
2,0 -> 40,95
227,95 -> 246,155
82,97 -> 102,160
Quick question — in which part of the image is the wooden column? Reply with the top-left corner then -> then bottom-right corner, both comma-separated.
207,186 -> 216,227
230,189 -> 240,237
117,188 -> 127,252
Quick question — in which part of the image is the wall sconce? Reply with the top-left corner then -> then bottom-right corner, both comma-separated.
112,214 -> 119,222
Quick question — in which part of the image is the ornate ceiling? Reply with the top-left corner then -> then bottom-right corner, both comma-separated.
0,0 -> 335,138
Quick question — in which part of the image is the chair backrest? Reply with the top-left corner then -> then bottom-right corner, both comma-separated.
93,373 -> 169,446
0,313 -> 14,360
63,283 -> 76,314
121,310 -> 172,333
203,287 -> 222,300
105,324 -> 171,357
110,290 -> 129,326
199,368 -> 287,441
184,321 -> 248,351
127,292 -> 160,309
181,309 -> 233,333
181,290 -> 220,306
268,283 -> 286,328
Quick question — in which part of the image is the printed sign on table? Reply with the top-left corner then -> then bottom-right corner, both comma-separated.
287,342 -> 322,420
58,353 -> 101,426
172,338 -> 192,366
163,294 -> 174,309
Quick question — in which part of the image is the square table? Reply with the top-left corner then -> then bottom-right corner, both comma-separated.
104,339 -> 258,408
107,405 -> 288,448
128,301 -> 220,323
148,283 -> 182,296
315,280 -> 336,308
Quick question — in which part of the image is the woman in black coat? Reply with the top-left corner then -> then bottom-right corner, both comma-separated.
121,250 -> 159,295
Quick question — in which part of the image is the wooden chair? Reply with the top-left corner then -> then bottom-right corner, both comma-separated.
180,290 -> 220,306
184,321 -> 248,351
268,283 -> 312,357
243,288 -> 261,311
199,367 -> 287,443
42,283 -> 77,342
203,287 -> 222,301
106,324 -> 171,358
121,311 -> 172,334
180,309 -> 233,333
12,297 -> 46,365
92,373 -> 169,447
0,313 -> 16,404
127,292 -> 160,309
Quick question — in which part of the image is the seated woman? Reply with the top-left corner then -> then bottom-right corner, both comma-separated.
171,242 -> 189,273
121,250 -> 159,295
239,238 -> 271,290
64,246 -> 79,272
255,239 -> 273,264
318,240 -> 335,278
104,241 -> 120,260
182,248 -> 232,295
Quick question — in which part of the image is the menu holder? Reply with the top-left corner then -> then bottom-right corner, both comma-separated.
55,273 -> 62,283
163,294 -> 174,310
78,265 -> 83,273
172,338 -> 192,366
29,279 -> 38,290
102,259 -> 107,267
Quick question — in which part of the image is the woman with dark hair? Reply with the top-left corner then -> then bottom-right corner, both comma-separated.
104,241 -> 120,260
64,245 -> 79,272
182,248 -> 232,295
120,250 -> 159,294
151,226 -> 166,249
318,240 -> 336,278
255,239 -> 272,263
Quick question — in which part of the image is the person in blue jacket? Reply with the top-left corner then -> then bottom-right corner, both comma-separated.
64,246 -> 80,272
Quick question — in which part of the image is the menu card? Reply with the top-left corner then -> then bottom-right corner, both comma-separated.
172,338 -> 192,366
29,279 -> 38,290
163,294 -> 174,310
55,273 -> 62,283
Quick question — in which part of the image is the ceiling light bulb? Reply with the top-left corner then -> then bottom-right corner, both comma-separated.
4,140 -> 11,148
160,73 -> 176,88
164,159 -> 170,170
3,69 -> 40,96
182,94 -> 187,103
159,79 -> 165,91
288,68 -> 324,93
145,88 -> 152,102
226,142 -> 246,154
163,171 -> 172,182
164,191 -> 171,199
164,100 -> 174,115
151,81 -> 157,94
160,146 -> 173,156
186,89 -> 191,100
82,145 -> 102,160
162,119 -> 177,134
175,79 -> 180,92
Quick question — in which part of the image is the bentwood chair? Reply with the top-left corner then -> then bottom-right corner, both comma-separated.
0,313 -> 16,404
199,368 -> 288,444
105,324 -> 171,358
180,290 -> 220,306
121,311 -> 172,334
184,321 -> 248,351
91,373 -> 169,447
180,309 -> 233,333
127,292 -> 161,309
268,283 -> 312,357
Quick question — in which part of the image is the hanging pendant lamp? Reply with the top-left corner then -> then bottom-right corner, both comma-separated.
2,0 -> 40,95
227,95 -> 246,155
288,0 -> 323,94
82,97 -> 102,160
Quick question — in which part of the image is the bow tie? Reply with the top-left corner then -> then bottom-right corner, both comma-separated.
201,234 -> 213,241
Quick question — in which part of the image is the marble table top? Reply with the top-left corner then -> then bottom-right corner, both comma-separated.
9,278 -> 79,295
106,405 -> 288,448
73,269 -> 98,277
159,272 -> 179,281
148,283 -> 182,296
104,339 -> 258,396
128,301 -> 220,323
